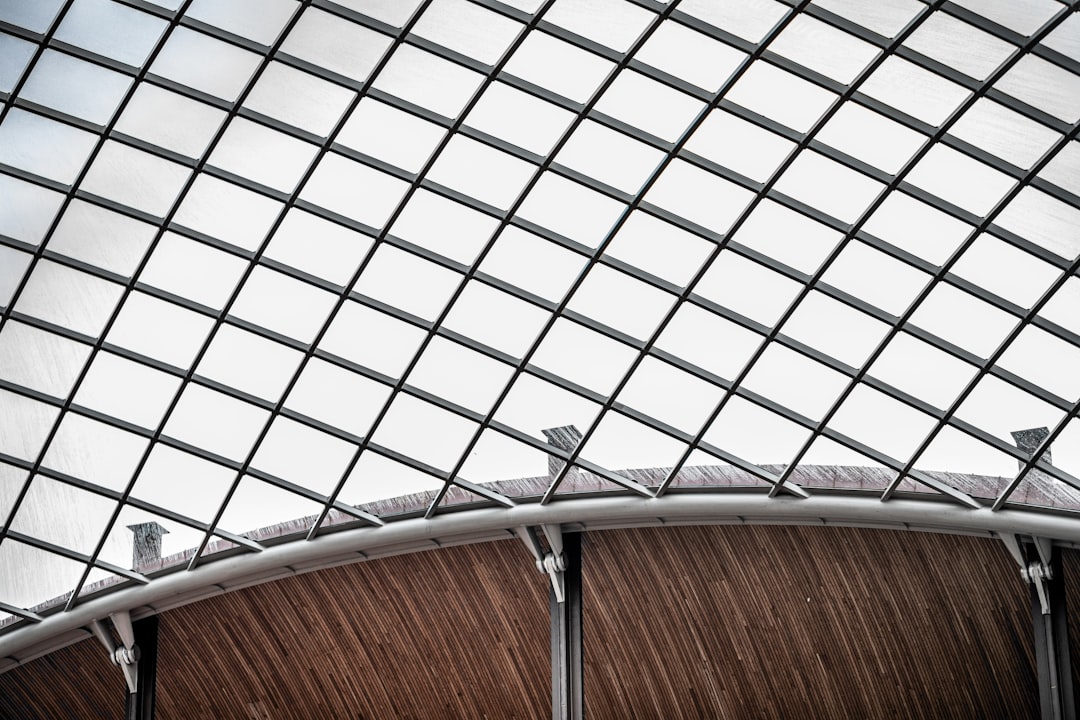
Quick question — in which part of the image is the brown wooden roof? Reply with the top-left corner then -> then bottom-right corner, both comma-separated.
0,525 -> 1067,718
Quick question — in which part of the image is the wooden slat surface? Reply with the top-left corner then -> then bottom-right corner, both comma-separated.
154,539 -> 549,719
0,627 -> 123,719
583,525 -> 1038,719
1064,547 -> 1080,707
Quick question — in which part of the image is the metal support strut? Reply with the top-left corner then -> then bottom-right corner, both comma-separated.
517,525 -> 584,719
1002,534 -> 1075,720
91,612 -> 158,720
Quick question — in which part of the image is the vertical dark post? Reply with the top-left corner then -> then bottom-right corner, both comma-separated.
551,532 -> 583,720
1031,549 -> 1075,720
124,616 -> 159,720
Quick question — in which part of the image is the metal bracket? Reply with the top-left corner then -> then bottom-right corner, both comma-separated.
516,525 -> 569,603
91,611 -> 140,693
1002,533 -> 1055,615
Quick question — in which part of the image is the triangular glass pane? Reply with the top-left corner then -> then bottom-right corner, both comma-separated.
77,568 -> 131,601
215,475 -> 322,542
1006,471 -> 1080,512
339,450 -> 443,518
437,482 -> 501,510
792,435 -> 894,492
457,428 -> 550,499
913,425 -> 1016,500
667,448 -> 771,490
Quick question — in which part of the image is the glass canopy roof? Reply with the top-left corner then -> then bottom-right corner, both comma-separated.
0,0 -> 1079,631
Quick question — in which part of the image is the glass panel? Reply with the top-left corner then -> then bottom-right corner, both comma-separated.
443,280 -> 550,358
1042,11 -> 1080,61
216,475 -> 321,540
412,0 -> 522,65
390,189 -> 497,265
372,44 -> 483,119
318,300 -> 426,378
164,384 -> 270,461
81,141 -> 191,218
0,109 -> 97,185
502,30 -> 613,105
616,356 -> 724,434
187,0 -> 297,45
244,61 -> 356,138
338,449 -> 442,513
0,321 -> 91,398
480,225 -> 586,302
0,462 -> 28,525
42,412 -> 148,492
868,332 -> 978,410
771,15 -> 879,85
130,443 -> 233,524
465,82 -> 574,157
906,145 -> 1015,217
817,102 -> 924,175
827,383 -> 937,462
0,175 -> 65,247
0,245 -> 31,307
910,283 -> 1018,359
811,0 -> 922,39
266,209 -> 372,286
950,98 -> 1061,171
1040,141 -> 1080,197
656,302 -> 763,380
915,425 -> 1015,482
951,234 -> 1060,309
775,151 -> 885,224
864,191 -> 971,266
516,171 -> 627,247
783,290 -> 891,368
208,118 -> 319,194
15,260 -> 123,337
96,505 -> 204,573
529,317 -> 637,397
605,210 -> 713,286
75,351 -> 182,429
281,7 -> 392,84
55,0 -> 167,68
49,200 -> 155,277
369,393 -> 478,473
285,358 -> 392,437
106,291 -> 215,370
695,250 -> 802,328
577,410 -> 686,474
678,0 -> 788,44
904,12 -> 1013,81
300,153 -> 409,230
736,200 -> 840,275
196,324 -> 304,402
0,0 -> 65,33
546,0 -> 654,52
702,395 -> 812,468
635,20 -> 747,94
726,61 -> 837,133
955,375 -> 1063,449
0,388 -> 61,461
115,84 -> 226,159
996,54 -> 1080,123
567,264 -> 675,340
458,428 -> 549,489
354,244 -> 461,321
139,232 -> 248,310
173,175 -> 283,252
337,98 -> 447,174
229,266 -> 337,344
556,120 -> 666,195
821,240 -> 930,316
19,50 -> 132,125
860,56 -> 970,126
997,325 -> 1080,403
596,70 -> 704,142
686,109 -> 796,183
252,416 -> 356,496
743,342 -> 849,421
408,336 -> 515,414
428,135 -> 535,210
10,474 -> 116,554
0,540 -> 84,610
495,372 -> 602,441
995,187 -> 1080,261
645,159 -> 754,233
150,27 -> 261,101
952,0 -> 1059,37
333,0 -> 422,27
1039,276 -> 1080,336
0,33 -> 36,93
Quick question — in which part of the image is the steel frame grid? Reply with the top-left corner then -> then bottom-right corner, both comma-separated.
0,0 -> 1077,631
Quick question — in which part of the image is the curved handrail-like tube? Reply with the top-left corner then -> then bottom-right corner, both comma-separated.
3,491 -> 1080,669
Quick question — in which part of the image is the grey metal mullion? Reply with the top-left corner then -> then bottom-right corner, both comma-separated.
176,15 -> 267,54
987,223 -> 1080,272
10,96 -> 106,133
0,602 -> 42,623
4,531 -> 149,585
938,1 -> 1080,76
0,0 -> 196,608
